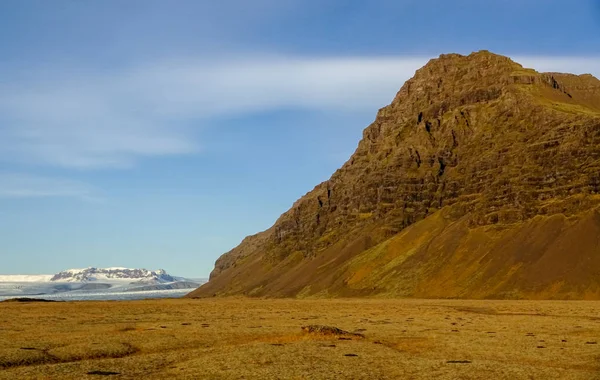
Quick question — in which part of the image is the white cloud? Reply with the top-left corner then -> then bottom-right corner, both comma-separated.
0,55 -> 598,170
0,173 -> 99,201
0,57 -> 430,169
125,57 -> 429,116
515,57 -> 600,76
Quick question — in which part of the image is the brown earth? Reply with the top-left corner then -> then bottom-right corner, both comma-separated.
189,50 -> 600,299
1,298 -> 60,303
1,298 -> 600,379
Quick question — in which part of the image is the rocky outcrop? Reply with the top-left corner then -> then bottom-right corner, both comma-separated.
189,51 -> 600,299
301,325 -> 365,338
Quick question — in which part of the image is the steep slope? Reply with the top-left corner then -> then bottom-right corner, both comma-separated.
189,51 -> 600,299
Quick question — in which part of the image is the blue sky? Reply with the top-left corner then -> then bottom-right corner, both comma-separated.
1,0 -> 599,277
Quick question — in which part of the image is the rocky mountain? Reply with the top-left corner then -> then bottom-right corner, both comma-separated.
50,267 -> 176,283
189,51 -> 600,300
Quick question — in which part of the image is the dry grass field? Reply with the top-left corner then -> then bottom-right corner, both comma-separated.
0,298 -> 599,379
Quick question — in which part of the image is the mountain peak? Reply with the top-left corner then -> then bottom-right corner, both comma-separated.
189,52 -> 600,300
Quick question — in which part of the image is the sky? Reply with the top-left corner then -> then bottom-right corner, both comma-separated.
1,0 -> 599,277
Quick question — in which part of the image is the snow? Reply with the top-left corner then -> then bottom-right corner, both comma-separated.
0,288 -> 195,302
49,267 -> 175,282
0,267 -> 207,301
0,274 -> 53,282
0,278 -> 206,299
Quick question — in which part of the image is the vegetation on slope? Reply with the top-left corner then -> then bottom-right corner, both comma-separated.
190,51 -> 600,299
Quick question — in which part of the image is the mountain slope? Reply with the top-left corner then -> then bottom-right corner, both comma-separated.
189,51 -> 600,299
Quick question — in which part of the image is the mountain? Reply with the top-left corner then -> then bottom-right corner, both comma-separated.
49,267 -> 176,283
189,51 -> 600,300
0,268 -> 206,300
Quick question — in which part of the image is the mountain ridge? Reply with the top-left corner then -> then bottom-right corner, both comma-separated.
49,267 -> 176,283
0,267 -> 206,300
0,267 -> 178,283
189,50 -> 600,300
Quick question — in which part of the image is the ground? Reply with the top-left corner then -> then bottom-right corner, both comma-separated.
1,298 -> 599,379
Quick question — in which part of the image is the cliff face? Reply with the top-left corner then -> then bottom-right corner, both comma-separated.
189,51 -> 600,299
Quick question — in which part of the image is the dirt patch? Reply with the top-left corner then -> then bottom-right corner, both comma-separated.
301,325 -> 365,339
2,298 -> 59,303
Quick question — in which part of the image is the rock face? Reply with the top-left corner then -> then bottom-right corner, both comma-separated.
189,51 -> 600,300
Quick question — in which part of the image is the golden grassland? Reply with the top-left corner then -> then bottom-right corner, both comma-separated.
1,298 -> 599,379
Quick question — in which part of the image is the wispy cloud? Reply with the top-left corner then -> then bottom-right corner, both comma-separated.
1,55 -> 598,170
0,173 -> 99,201
0,56 -> 429,169
515,56 -> 600,76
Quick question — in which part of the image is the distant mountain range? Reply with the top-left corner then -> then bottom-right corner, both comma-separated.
49,267 -> 177,283
0,267 -> 207,300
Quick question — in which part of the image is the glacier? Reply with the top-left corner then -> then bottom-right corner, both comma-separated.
0,267 -> 206,301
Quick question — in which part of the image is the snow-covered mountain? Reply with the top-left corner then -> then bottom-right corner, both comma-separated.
49,267 -> 176,283
0,267 -> 207,301
0,274 -> 54,282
